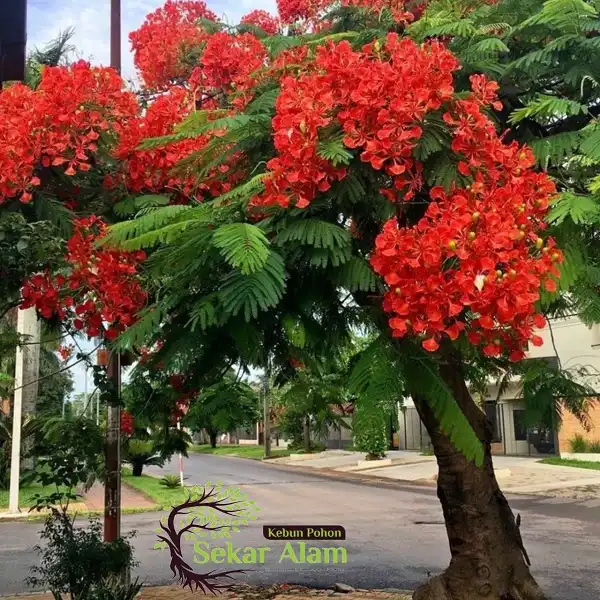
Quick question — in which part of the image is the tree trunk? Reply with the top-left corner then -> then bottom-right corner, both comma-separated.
132,463 -> 143,477
303,416 -> 311,453
412,362 -> 547,600
209,432 -> 217,448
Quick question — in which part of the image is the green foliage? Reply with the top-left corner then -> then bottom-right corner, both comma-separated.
0,213 -> 65,316
0,414 -> 41,490
277,357 -> 351,451
122,439 -> 164,477
27,510 -> 138,600
569,434 -> 588,453
220,252 -> 288,321
159,474 -> 182,489
213,223 -> 271,274
32,416 -> 104,510
185,378 -> 259,443
37,348 -> 74,416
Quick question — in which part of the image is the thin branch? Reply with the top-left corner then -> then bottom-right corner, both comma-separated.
11,342 -> 103,392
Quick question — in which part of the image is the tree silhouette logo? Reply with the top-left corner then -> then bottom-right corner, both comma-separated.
154,481 -> 260,593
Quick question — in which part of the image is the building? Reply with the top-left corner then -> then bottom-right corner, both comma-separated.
399,316 -> 600,457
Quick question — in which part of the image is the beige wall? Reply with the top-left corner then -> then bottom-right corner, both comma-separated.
527,317 -> 600,384
558,401 -> 600,454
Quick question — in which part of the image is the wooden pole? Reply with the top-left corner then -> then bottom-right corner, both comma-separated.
263,371 -> 271,459
104,0 -> 122,543
104,351 -> 121,542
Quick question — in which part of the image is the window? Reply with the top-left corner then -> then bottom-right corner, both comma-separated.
484,402 -> 501,443
513,409 -> 528,441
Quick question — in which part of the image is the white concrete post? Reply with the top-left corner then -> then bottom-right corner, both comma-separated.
9,307 -> 41,513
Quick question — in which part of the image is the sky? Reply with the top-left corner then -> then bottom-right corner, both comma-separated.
28,0 -> 278,81
27,0 -> 275,395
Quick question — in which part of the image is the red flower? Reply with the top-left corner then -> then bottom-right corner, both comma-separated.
120,410 -> 135,435
241,10 -> 281,35
21,217 -> 147,342
129,0 -> 217,90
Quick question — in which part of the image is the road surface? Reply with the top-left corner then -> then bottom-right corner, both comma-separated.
1,453 -> 600,598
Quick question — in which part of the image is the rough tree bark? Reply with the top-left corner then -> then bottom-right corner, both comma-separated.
209,432 -> 217,448
412,360 -> 548,600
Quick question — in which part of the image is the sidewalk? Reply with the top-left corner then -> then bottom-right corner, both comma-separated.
0,583 -> 413,600
82,481 -> 156,511
0,481 -> 155,521
270,451 -> 600,497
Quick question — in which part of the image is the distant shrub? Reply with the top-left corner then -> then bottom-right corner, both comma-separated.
569,434 -> 588,453
159,475 -> 181,489
588,441 -> 600,453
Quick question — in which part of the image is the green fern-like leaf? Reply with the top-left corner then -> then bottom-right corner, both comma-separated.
348,337 -> 404,407
401,353 -> 484,466
274,219 -> 351,250
102,205 -> 196,249
220,252 -> 287,321
282,314 -> 307,348
213,223 -> 271,275
333,256 -> 381,292
509,95 -> 588,125
187,294 -> 219,331
318,137 -> 354,166
547,192 -> 600,225
529,131 -> 581,168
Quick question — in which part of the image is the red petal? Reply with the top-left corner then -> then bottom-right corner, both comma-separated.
422,337 -> 439,352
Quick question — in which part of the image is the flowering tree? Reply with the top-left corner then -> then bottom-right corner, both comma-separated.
96,2 -> 575,599
5,1 -> 600,599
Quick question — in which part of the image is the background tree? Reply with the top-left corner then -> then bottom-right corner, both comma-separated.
37,348 -> 74,417
276,358 -> 351,452
185,378 -> 259,448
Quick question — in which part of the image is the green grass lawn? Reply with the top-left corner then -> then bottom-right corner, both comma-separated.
189,444 -> 292,459
121,470 -> 192,509
539,457 -> 600,470
0,482 -> 67,510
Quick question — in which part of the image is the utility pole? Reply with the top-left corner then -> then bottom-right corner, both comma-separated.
4,0 -> 30,516
9,308 -> 41,513
104,0 -> 122,544
104,351 -> 121,542
263,368 -> 271,459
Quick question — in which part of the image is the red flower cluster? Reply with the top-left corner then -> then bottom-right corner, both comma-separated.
120,410 -> 135,435
168,374 -> 195,422
21,216 -> 147,341
371,75 -> 562,359
113,87 -> 205,196
342,0 -> 415,24
276,0 -> 330,26
241,9 -> 282,35
199,32 -> 268,109
0,61 -> 137,204
57,344 -> 75,361
129,0 -> 217,90
253,35 -> 458,209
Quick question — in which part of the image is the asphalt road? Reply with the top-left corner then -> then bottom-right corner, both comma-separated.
1,453 -> 600,598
